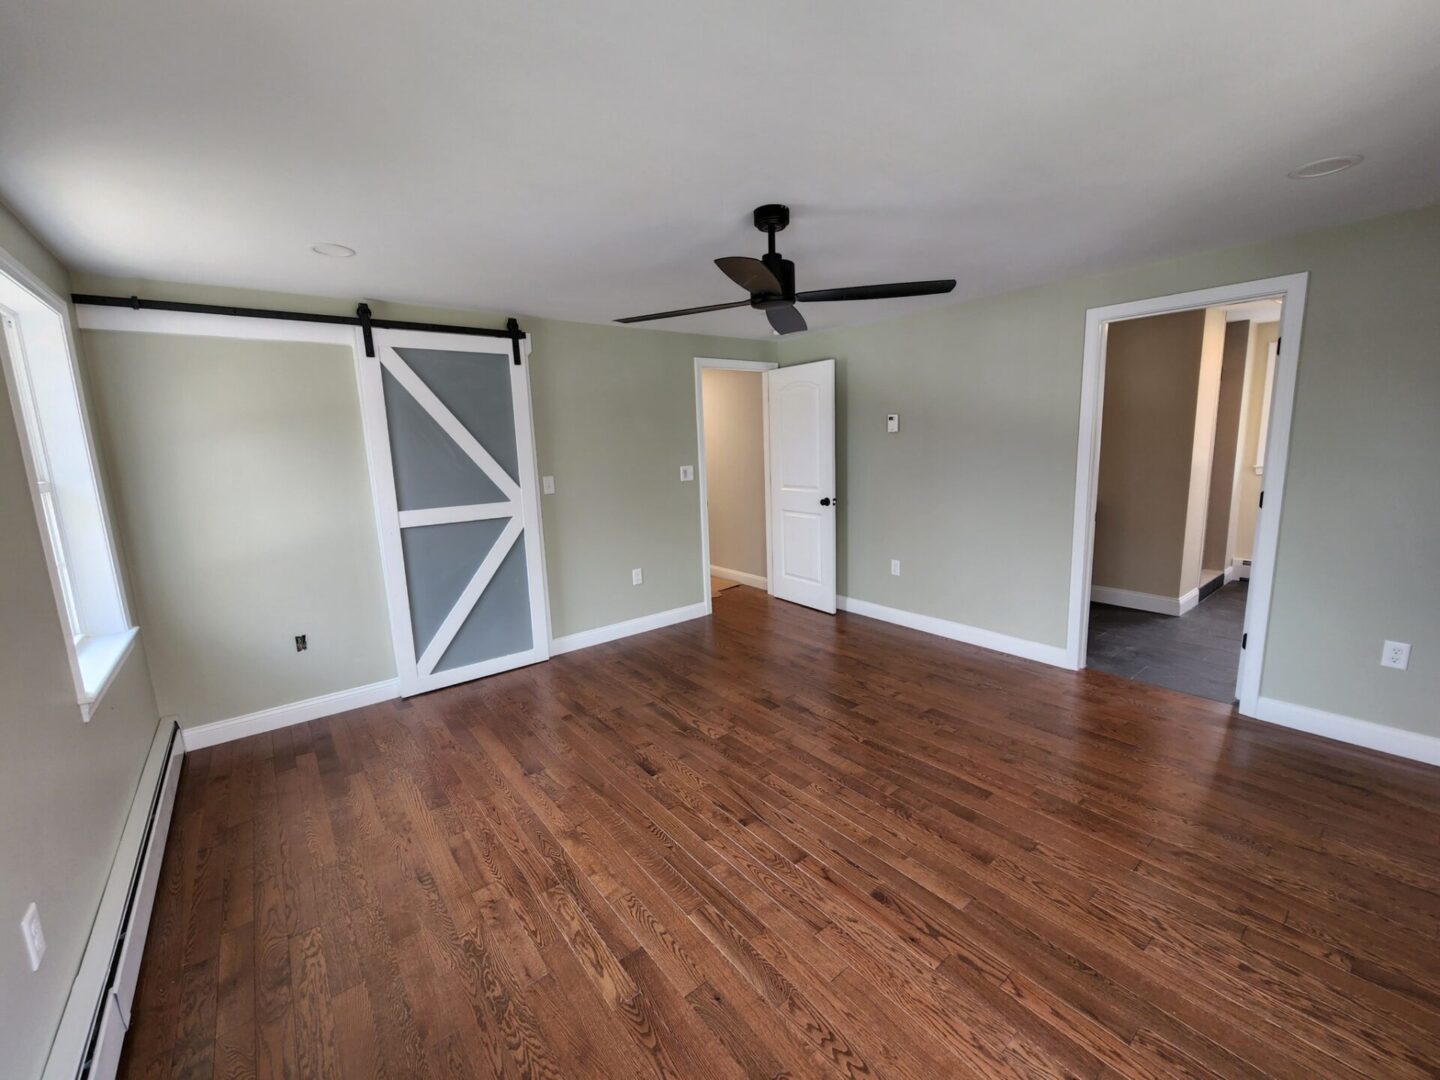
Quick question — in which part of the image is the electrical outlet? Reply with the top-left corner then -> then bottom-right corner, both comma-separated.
886,414 -> 899,433
542,475 -> 555,495
21,903 -> 45,971
295,634 -> 307,652
890,559 -> 901,576
679,465 -> 694,482
1381,641 -> 1411,670
632,568 -> 643,586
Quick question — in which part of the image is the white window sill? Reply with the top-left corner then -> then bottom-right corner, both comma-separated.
76,627 -> 139,722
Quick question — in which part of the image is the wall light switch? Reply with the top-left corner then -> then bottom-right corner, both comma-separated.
542,475 -> 555,495
21,903 -> 45,971
679,465 -> 694,482
632,568 -> 643,586
890,559 -> 901,576
886,414 -> 899,433
1381,641 -> 1411,670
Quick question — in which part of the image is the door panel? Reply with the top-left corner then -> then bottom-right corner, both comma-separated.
766,360 -> 836,613
360,329 -> 548,695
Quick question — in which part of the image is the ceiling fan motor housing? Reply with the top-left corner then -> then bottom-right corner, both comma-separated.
754,254 -> 796,308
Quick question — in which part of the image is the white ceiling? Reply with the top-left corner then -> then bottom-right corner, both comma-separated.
2,1 -> 1438,339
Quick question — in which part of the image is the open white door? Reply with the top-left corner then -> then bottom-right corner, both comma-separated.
765,359 -> 836,613
358,328 -> 549,696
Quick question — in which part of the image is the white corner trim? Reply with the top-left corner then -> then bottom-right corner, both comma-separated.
1223,564 -> 1238,584
183,678 -> 399,750
837,595 -> 1071,669
551,602 -> 709,656
1251,697 -> 1440,767
1090,585 -> 1199,617
710,565 -> 768,590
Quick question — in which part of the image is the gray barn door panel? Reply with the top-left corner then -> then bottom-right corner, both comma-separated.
359,329 -> 548,696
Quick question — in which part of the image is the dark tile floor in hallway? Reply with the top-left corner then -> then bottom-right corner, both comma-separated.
1087,580 -> 1248,702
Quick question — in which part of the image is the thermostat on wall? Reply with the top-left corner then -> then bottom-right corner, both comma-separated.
886,414 -> 899,433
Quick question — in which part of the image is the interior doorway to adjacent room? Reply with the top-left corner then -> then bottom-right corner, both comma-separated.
1067,275 -> 1307,714
694,357 -> 776,609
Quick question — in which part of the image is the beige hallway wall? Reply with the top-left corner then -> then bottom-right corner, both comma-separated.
1092,310 -> 1208,598
702,369 -> 767,580
1203,320 -> 1250,572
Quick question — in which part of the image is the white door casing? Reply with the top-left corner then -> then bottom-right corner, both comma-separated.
765,359 -> 836,614
358,328 -> 549,696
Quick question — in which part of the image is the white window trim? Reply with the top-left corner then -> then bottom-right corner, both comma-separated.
0,243 -> 136,721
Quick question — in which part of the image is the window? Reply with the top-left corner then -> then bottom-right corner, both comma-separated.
1,253 -> 135,720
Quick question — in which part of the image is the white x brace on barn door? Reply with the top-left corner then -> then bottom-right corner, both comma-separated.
358,328 -> 549,696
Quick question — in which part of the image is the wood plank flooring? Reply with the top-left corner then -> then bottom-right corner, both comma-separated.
120,587 -> 1440,1079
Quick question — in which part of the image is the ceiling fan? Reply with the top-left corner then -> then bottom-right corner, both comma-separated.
615,204 -> 956,335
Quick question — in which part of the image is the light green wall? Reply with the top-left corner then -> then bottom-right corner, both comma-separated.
73,273 -> 769,726
0,204 -> 161,1079
778,203 -> 1440,739
81,332 -> 396,727
526,320 -> 770,631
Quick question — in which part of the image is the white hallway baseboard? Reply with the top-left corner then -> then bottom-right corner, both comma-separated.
710,564 -> 768,590
1090,584 -> 1200,617
837,595 -> 1073,669
1251,697 -> 1440,767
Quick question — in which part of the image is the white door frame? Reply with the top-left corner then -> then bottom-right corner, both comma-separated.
358,328 -> 550,696
1066,272 -> 1308,717
694,356 -> 778,614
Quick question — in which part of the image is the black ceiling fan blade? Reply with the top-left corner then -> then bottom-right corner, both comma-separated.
795,279 -> 957,303
615,299 -> 751,325
766,304 -> 807,335
715,256 -> 783,296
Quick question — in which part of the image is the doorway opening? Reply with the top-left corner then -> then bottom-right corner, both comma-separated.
1066,274 -> 1307,715
694,357 -> 776,612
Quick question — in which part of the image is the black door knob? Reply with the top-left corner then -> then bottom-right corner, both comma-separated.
820,497 -> 832,506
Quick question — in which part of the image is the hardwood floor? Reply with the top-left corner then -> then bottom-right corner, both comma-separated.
120,588 -> 1440,1079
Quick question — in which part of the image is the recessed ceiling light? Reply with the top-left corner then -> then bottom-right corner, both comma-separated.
310,242 -> 356,257
1287,155 -> 1364,180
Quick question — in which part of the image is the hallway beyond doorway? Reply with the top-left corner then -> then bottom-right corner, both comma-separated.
1087,581 -> 1248,702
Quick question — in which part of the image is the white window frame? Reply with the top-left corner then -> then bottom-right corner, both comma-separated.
0,244 -> 136,720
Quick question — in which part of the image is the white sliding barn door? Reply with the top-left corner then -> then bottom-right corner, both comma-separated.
359,329 -> 549,696
765,359 -> 836,613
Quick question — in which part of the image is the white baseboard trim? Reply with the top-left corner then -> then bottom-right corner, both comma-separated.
185,604 -> 715,749
551,602 -> 710,656
1090,585 -> 1198,616
184,678 -> 400,750
1251,696 -> 1440,767
1223,564 -> 1238,584
837,595 -> 1071,669
43,720 -> 184,1080
710,565 -> 768,590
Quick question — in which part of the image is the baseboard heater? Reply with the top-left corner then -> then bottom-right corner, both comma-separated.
42,720 -> 184,1080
